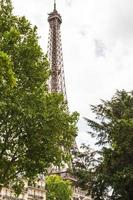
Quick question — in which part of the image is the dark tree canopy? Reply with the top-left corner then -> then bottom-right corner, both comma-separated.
74,90 -> 133,200
0,0 -> 78,192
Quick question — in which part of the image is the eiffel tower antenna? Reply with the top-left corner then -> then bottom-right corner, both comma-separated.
54,0 -> 56,10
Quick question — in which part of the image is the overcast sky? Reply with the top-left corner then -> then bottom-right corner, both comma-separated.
12,0 -> 133,147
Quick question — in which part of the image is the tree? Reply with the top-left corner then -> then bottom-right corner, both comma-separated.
46,175 -> 72,200
0,0 -> 78,193
72,144 -> 97,191
74,90 -> 133,200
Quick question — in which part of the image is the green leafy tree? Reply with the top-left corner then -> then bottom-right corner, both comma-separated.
0,0 -> 78,193
46,175 -> 72,200
74,90 -> 133,200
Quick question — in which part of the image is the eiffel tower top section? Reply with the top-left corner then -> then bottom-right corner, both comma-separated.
47,0 -> 67,100
48,0 -> 62,24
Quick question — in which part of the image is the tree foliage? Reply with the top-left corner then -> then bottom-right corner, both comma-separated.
72,144 -> 97,190
74,90 -> 133,200
0,0 -> 78,192
46,175 -> 72,200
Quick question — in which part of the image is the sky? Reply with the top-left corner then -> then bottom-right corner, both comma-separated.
12,0 -> 133,147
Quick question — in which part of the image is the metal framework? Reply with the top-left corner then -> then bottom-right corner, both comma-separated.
47,2 -> 67,101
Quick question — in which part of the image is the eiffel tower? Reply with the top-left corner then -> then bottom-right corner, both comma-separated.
47,0 -> 67,102
47,0 -> 73,171
47,0 -> 79,160
47,2 -> 91,200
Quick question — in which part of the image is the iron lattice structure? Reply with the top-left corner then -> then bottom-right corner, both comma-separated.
47,0 -> 78,164
47,2 -> 67,101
